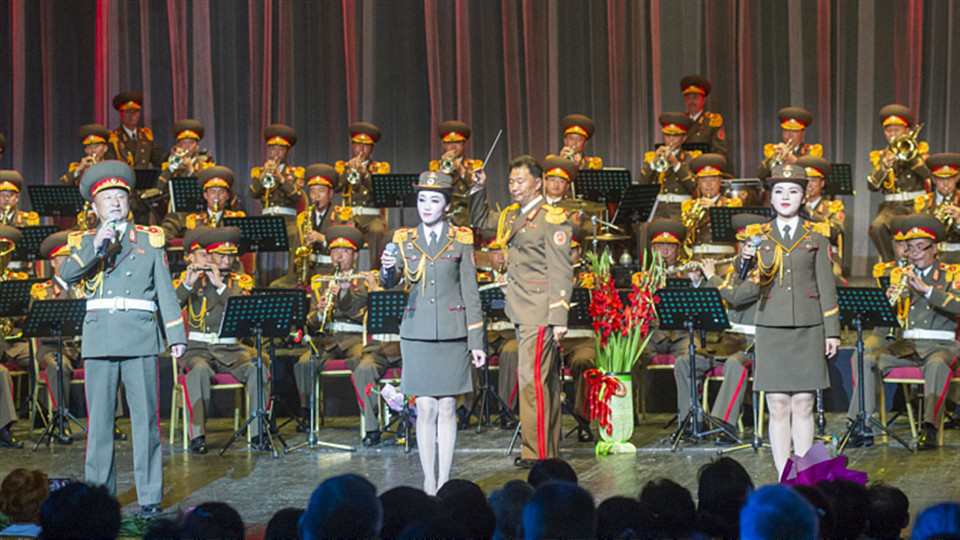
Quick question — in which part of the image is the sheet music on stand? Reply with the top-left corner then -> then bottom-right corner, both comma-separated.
169,177 -> 203,213
371,174 -> 418,208
26,185 -> 85,218
836,287 -> 899,330
133,169 -> 162,191
479,286 -> 507,321
12,225 -> 59,261
576,169 -> 631,204
825,163 -> 854,196
0,279 -> 45,318
654,287 -> 730,332
709,206 -> 774,244
613,184 -> 661,226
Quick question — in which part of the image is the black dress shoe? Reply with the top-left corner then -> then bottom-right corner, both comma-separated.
497,417 -> 518,430
0,427 -> 23,449
362,430 -> 381,447
296,408 -> 310,433
189,436 -> 208,454
917,423 -> 938,450
114,425 -> 128,441
513,457 -> 538,469
138,504 -> 164,519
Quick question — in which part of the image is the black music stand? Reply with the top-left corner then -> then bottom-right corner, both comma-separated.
133,169 -> 161,191
0,279 -> 44,417
169,177 -> 203,213
835,287 -> 912,453
365,291 -> 412,452
576,169 -> 632,204
825,163 -> 854,196
561,287 -> 596,442
223,216 -> 289,287
613,184 -> 661,267
371,174 -> 418,227
218,292 -> 301,456
25,300 -> 88,449
468,286 -> 517,433
709,206 -> 774,244
26,185 -> 85,221
654,287 -> 739,451
12,225 -> 58,263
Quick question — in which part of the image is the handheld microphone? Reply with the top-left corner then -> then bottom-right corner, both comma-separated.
382,242 -> 398,289
96,217 -> 119,257
738,235 -> 763,280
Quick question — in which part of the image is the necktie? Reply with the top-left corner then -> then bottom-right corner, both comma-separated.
783,225 -> 792,243
429,231 -> 438,246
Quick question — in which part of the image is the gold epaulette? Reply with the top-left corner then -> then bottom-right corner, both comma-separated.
232,273 -> 254,290
578,272 -> 595,289
453,226 -> 473,245
467,159 -> 483,170
251,166 -> 262,178
69,162 -> 80,173
918,141 -> 929,155
140,127 -> 153,141
914,193 -> 931,213
586,157 -> 602,170
428,160 -> 439,172
6,271 -> 28,280
310,273 -> 327,293
227,210 -> 246,218
392,227 -> 414,243
477,271 -> 491,281
196,161 -> 215,171
335,161 -> 347,175
543,204 -> 568,225
810,221 -> 831,238
186,214 -> 201,229
873,260 -> 895,278
686,150 -> 703,160
136,225 -> 165,248
763,143 -> 776,159
744,222 -> 766,239
374,161 -> 391,174
334,205 -> 354,222
826,199 -> 845,214
30,281 -> 50,300
941,263 -> 959,285
870,150 -> 882,166
644,151 -> 655,164
292,166 -> 305,179
108,132 -> 119,144
707,112 -> 723,127
727,198 -> 743,208
24,211 -> 39,225
809,144 -> 823,157
68,230 -> 91,249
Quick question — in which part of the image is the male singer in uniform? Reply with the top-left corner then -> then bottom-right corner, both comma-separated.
60,161 -> 186,519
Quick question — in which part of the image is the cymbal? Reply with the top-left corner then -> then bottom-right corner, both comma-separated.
585,232 -> 630,241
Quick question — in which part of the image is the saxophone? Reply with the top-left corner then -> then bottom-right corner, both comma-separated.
682,200 -> 707,246
0,239 -> 14,337
294,205 -> 316,286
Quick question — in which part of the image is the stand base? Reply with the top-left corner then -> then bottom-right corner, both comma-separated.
32,409 -> 86,451
838,414 -> 913,454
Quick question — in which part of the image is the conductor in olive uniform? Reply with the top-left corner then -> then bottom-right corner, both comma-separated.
494,155 -> 573,465
59,161 -> 186,518
680,75 -> 727,157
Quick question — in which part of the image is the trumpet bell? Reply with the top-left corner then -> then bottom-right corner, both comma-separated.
439,157 -> 457,175
346,168 -> 361,185
261,172 -> 277,190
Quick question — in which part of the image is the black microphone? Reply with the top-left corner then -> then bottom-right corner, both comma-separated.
95,218 -> 119,257
738,235 -> 762,280
382,242 -> 398,289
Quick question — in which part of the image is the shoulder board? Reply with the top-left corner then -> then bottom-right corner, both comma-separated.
644,151 -> 655,163
30,281 -> 50,300
578,272 -> 595,289
135,225 -> 165,248
392,228 -> 413,243
686,150 -> 703,160
468,159 -> 483,170
108,132 -> 119,144
873,261 -> 894,278
914,194 -> 928,213
477,271 -> 491,281
161,161 -> 170,170
543,204 -> 568,225
334,205 -> 354,222
918,141 -> 929,155
681,198 -> 694,212
428,160 -> 439,172
453,226 -> 473,245
25,212 -> 39,225
232,273 -> 254,290
743,222 -> 766,238
334,161 -> 347,175
727,198 -> 743,207
708,112 -> 723,127
587,157 -> 603,170
69,162 -> 80,173
292,166 -> 305,179
826,199 -> 844,213
375,161 -> 391,174
140,127 -> 153,141
763,143 -> 776,159
227,210 -> 245,217
186,214 -> 200,229
810,221 -> 831,238
809,144 -> 823,157
251,166 -> 262,177
68,230 -> 90,249
870,150 -> 881,166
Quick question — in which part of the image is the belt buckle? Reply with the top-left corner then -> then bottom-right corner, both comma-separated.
112,297 -> 127,311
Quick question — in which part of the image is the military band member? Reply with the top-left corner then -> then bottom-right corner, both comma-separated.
429,121 -> 483,227
797,156 -> 845,281
553,114 -> 603,170
493,156 -> 573,466
335,122 -> 390,268
161,166 -> 245,242
250,124 -> 306,219
916,153 -> 960,264
380,171 -> 485,494
0,226 -> 30,379
846,214 -> 958,450
867,104 -> 931,262
293,226 -> 376,428
156,119 -> 215,194
638,113 -> 699,221
682,154 -> 742,259
741,164 -> 840,478
108,91 -> 166,224
679,75 -> 726,157
59,161 -> 186,518
61,124 -> 112,186
756,107 -> 823,180
539,156 -> 603,230
0,171 -> 39,227
861,216 -> 910,362
175,227 -> 267,454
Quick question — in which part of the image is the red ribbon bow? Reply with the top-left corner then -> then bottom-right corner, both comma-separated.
584,369 -> 627,436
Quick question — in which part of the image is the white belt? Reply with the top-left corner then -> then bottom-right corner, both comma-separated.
188,332 -> 238,345
902,329 -> 955,341
692,244 -> 735,254
728,323 -> 756,335
938,241 -> 960,252
351,206 -> 382,216
262,206 -> 297,216
490,321 -> 515,332
883,190 -> 925,202
371,333 -> 400,342
330,321 -> 364,333
657,193 -> 691,203
309,253 -> 333,264
87,297 -> 157,312
564,328 -> 595,339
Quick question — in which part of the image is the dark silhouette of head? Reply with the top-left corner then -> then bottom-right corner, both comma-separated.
436,479 -> 495,539
596,496 -> 643,539
527,458 -> 578,488
522,481 -> 596,540
379,486 -> 439,540
39,482 -> 120,539
817,479 -> 870,540
866,483 -> 909,539
912,502 -> 960,540
180,502 -> 245,539
489,480 -> 535,540
696,457 -> 754,538
299,474 -> 382,540
740,485 -> 818,540
638,478 -> 697,538
264,508 -> 303,540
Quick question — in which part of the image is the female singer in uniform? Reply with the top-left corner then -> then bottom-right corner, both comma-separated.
380,171 -> 485,494
740,163 -> 840,478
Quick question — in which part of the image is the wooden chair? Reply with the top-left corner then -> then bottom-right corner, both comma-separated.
879,365 -> 959,446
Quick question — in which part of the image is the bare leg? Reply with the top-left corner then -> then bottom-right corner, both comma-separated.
416,397 -> 438,495
791,392 -> 815,458
766,392 -> 793,479
436,396 -> 458,491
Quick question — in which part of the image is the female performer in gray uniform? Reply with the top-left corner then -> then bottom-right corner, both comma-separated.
740,163 -> 840,479
380,171 -> 485,494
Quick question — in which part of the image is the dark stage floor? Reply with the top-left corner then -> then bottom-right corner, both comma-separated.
3,411 -> 957,527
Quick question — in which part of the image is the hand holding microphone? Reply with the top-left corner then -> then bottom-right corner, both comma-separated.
738,235 -> 762,280
381,242 -> 398,289
95,217 -> 119,257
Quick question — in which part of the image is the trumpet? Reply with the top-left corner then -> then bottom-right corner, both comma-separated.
345,154 -> 364,185
667,255 -> 738,274
770,140 -> 796,167
560,146 -> 577,161
652,143 -> 679,173
168,149 -> 187,170
934,197 -> 957,231
261,161 -> 282,190
887,123 -> 924,163
887,264 -> 915,306
439,154 -> 458,175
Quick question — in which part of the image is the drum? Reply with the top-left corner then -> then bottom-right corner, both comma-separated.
723,178 -> 764,206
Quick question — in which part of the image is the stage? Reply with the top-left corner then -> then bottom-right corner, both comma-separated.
4,411 -> 957,530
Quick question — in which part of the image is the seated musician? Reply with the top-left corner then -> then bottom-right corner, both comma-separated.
476,239 -> 518,423
0,226 -> 30,374
60,124 -> 112,187
552,114 -> 603,170
161,166 -> 245,242
797,156 -> 845,281
682,154 -> 741,261
756,107 -> 823,180
638,113 -> 699,221
916,153 -> 959,264
679,74 -> 726,157
250,124 -> 305,221
292,226 -> 378,431
539,156 -> 604,229
867,104 -> 931,262
863,216 -> 910,359
174,227 -> 266,454
674,214 -> 766,443
0,171 -> 38,230
335,122 -> 390,269
155,119 -> 215,195
846,214 -> 958,449
429,121 -> 483,227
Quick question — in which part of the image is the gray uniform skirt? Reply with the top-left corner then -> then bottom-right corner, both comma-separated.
753,324 -> 829,392
400,338 -> 473,397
